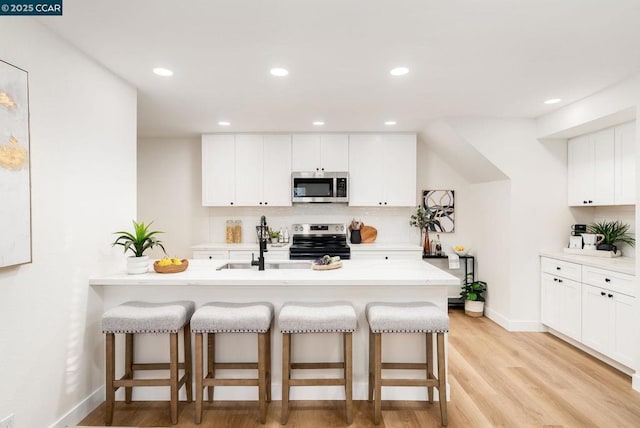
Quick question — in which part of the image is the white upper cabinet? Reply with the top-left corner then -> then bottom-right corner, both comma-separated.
202,134 -> 292,207
291,134 -> 349,171
614,121 -> 636,205
202,134 -> 236,206
567,122 -> 635,206
348,134 -> 416,207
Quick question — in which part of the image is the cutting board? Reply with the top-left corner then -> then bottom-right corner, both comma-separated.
361,226 -> 377,243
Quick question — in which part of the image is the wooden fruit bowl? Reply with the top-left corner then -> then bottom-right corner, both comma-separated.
153,259 -> 189,274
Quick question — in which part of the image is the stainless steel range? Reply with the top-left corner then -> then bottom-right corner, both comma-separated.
289,223 -> 351,260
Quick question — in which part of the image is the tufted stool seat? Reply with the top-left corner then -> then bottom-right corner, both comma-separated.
191,302 -> 274,424
279,301 -> 357,425
102,301 -> 195,425
366,302 -> 449,426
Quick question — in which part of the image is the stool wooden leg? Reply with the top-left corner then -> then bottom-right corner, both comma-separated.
184,324 -> 193,402
195,333 -> 203,424
124,333 -> 134,403
426,332 -> 434,404
281,333 -> 291,425
105,333 -> 115,426
207,333 -> 215,403
344,332 -> 353,425
258,332 -> 267,424
266,327 -> 272,403
170,332 -> 179,424
437,333 -> 448,427
373,332 -> 382,425
368,329 -> 374,402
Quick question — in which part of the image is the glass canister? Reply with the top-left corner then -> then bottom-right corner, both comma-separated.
233,220 -> 242,243
226,220 -> 234,243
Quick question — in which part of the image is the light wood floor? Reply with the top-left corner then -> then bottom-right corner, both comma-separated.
78,309 -> 640,427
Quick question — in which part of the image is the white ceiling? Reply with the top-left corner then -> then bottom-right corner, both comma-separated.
39,0 -> 640,137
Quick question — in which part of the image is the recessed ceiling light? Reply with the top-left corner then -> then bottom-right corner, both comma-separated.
544,98 -> 562,105
218,121 -> 230,126
384,121 -> 397,126
390,67 -> 409,76
270,68 -> 289,77
313,121 -> 325,126
152,67 -> 173,77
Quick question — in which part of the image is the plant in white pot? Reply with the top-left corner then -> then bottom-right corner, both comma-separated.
460,276 -> 487,317
112,220 -> 166,274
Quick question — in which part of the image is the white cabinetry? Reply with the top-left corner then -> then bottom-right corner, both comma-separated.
202,134 -> 292,207
348,134 -> 416,207
292,134 -> 348,171
350,248 -> 422,261
567,121 -> 635,206
540,255 -> 636,370
540,258 -> 582,341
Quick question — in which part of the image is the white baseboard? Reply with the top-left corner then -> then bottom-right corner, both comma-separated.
633,374 -> 640,392
48,386 -> 104,428
104,382 -> 450,402
484,306 -> 545,332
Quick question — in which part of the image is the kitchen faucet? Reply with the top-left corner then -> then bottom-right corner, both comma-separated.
251,215 -> 268,270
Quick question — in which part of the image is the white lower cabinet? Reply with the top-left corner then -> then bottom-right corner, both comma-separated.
540,272 -> 582,341
582,284 -> 635,368
540,256 -> 636,369
350,249 -> 422,261
192,250 -> 229,260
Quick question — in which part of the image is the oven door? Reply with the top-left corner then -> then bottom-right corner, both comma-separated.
292,176 -> 336,203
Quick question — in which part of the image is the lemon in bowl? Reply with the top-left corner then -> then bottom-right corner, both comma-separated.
453,246 -> 469,256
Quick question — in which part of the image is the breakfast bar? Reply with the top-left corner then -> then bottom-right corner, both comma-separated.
90,259 -> 460,402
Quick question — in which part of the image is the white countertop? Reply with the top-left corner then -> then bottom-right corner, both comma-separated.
192,243 -> 291,251
90,259 -> 460,287
540,250 -> 635,275
348,243 -> 422,251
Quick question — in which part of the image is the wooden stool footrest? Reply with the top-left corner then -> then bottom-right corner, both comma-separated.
204,378 -> 259,387
381,362 -> 427,370
132,362 -> 186,371
289,378 -> 346,386
381,378 -> 439,387
214,362 -> 258,370
291,362 -> 344,369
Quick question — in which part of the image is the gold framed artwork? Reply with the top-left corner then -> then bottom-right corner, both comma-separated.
0,59 -> 31,268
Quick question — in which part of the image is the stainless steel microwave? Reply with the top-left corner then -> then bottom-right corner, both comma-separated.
291,172 -> 349,203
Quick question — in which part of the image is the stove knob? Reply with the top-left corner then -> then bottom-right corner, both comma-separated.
340,225 -> 344,231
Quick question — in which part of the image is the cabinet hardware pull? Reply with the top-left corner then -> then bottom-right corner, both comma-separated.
608,294 -> 613,298
588,200 -> 593,204
230,202 -> 234,205
264,202 -> 268,205
558,279 -> 563,283
384,202 -> 388,205
583,200 -> 588,204
379,202 -> 382,205
553,278 -> 558,282
600,291 -> 606,296
556,266 -> 561,270
259,202 -> 263,205
604,278 -> 611,283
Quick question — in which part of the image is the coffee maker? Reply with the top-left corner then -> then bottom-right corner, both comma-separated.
569,224 -> 587,249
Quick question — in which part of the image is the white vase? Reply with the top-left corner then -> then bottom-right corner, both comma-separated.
127,255 -> 149,275
464,300 -> 484,317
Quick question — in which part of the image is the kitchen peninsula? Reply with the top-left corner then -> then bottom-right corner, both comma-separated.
90,259 -> 459,401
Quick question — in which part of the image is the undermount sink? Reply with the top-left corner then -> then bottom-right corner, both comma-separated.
216,262 -> 312,271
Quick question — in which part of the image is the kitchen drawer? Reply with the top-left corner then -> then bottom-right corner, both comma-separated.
193,250 -> 229,260
541,257 -> 581,281
582,266 -> 635,297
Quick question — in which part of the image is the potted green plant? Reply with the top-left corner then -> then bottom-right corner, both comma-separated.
460,276 -> 487,317
268,228 -> 281,244
410,206 -> 436,255
588,220 -> 635,254
112,220 -> 166,274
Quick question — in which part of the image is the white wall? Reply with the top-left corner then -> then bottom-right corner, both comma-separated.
441,118 -> 575,329
0,20 -> 137,428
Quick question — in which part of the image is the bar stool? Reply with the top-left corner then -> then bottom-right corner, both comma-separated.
279,301 -> 357,425
366,302 -> 449,426
190,302 -> 274,424
101,300 -> 195,425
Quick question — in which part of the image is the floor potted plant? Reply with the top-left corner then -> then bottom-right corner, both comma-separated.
588,220 -> 635,255
460,277 -> 487,317
112,220 -> 166,274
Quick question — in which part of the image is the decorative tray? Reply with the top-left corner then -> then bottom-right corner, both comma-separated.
311,261 -> 343,270
153,259 -> 189,273
563,248 -> 621,258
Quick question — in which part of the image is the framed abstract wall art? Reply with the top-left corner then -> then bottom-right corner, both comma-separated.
0,60 -> 31,268
422,190 -> 455,233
